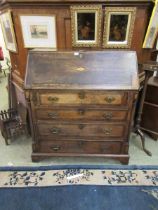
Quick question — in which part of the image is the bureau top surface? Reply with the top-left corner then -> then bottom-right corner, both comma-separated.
25,50 -> 139,90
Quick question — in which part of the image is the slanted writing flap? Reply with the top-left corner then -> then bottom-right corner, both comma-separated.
25,51 -> 139,90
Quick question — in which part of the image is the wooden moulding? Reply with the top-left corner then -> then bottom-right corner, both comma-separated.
0,0 -> 154,3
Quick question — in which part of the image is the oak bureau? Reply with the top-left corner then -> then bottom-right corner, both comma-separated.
25,50 -> 139,164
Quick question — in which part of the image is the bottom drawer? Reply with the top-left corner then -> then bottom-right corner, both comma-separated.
38,140 -> 121,154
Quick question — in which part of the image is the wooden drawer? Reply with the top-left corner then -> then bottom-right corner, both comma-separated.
36,108 -> 127,121
38,140 -> 121,154
36,91 -> 128,106
37,122 -> 125,138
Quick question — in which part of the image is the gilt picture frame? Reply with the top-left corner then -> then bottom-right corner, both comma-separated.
103,7 -> 136,48
20,15 -> 57,49
143,0 -> 158,48
0,11 -> 17,52
71,5 -> 102,47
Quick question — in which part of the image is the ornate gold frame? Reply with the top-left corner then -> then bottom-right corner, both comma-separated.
0,11 -> 17,52
143,0 -> 158,48
70,5 -> 102,47
103,7 -> 136,49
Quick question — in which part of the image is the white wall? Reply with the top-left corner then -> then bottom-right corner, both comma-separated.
0,24 -> 10,68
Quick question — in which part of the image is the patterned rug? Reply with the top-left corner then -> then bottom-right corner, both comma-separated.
0,165 -> 158,210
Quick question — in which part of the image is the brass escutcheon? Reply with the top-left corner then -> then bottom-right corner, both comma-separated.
78,124 -> 85,129
78,91 -> 85,99
78,141 -> 84,147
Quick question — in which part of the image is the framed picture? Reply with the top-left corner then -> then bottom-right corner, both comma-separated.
143,0 -> 158,48
103,7 -> 136,48
0,11 -> 17,52
20,15 -> 57,48
71,5 -> 102,47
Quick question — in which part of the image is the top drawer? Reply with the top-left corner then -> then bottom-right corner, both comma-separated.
32,91 -> 128,106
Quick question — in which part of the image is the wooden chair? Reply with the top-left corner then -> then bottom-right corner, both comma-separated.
0,109 -> 27,145
0,73 -> 28,145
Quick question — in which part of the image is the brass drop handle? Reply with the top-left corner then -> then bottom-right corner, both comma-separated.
103,112 -> 113,120
48,96 -> 59,102
50,127 -> 61,134
104,128 -> 112,135
78,109 -> 85,115
104,96 -> 115,104
78,91 -> 85,99
48,112 -> 58,119
51,145 -> 61,151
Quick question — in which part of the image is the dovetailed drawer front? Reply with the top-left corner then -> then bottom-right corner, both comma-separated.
36,109 -> 127,121
39,140 -> 121,154
37,123 -> 125,138
38,91 -> 128,106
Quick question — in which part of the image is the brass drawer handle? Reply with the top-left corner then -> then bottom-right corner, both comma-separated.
50,127 -> 61,134
48,112 -> 58,119
50,145 -> 61,151
78,109 -> 85,115
104,128 -> 112,135
103,112 -> 113,120
104,96 -> 116,104
78,91 -> 85,99
48,96 -> 59,102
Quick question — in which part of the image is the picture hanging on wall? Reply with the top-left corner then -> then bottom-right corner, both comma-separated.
0,11 -> 17,52
143,0 -> 158,48
70,5 -> 102,47
20,15 -> 57,48
103,7 -> 136,48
